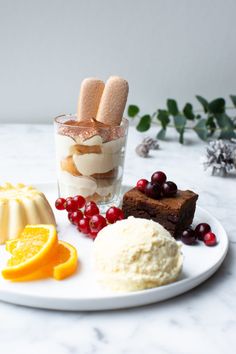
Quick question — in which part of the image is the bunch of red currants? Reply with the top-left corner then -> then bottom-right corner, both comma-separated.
136,171 -> 177,199
55,196 -> 124,240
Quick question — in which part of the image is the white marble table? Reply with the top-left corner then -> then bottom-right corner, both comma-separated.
0,124 -> 235,354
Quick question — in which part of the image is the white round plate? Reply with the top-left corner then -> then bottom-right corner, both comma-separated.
0,183 -> 228,311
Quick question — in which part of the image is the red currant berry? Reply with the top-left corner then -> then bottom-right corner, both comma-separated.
203,232 -> 217,246
106,207 -> 124,224
195,223 -> 211,241
77,217 -> 91,234
181,228 -> 197,245
89,214 -> 107,233
145,182 -> 162,199
73,195 -> 86,209
88,230 -> 98,240
55,198 -> 66,210
162,181 -> 178,197
84,201 -> 99,218
151,171 -> 167,186
68,210 -> 83,225
65,198 -> 78,212
117,209 -> 124,221
136,179 -> 148,193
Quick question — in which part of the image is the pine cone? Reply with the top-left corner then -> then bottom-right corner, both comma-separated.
203,140 -> 235,176
142,137 -> 159,150
135,144 -> 150,158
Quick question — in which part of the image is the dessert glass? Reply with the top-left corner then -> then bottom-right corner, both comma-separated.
54,114 -> 129,211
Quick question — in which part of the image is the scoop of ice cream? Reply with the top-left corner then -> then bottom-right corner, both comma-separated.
93,217 -> 183,292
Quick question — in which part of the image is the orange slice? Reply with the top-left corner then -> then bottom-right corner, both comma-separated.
2,225 -> 58,280
51,241 -> 78,280
5,240 -> 78,281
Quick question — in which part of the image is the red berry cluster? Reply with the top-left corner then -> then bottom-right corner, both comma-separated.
55,196 -> 124,240
181,223 -> 217,246
136,171 -> 178,200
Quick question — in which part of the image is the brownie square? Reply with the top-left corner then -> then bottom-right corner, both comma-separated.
122,187 -> 198,238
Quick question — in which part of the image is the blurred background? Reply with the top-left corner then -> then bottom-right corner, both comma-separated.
0,0 -> 235,123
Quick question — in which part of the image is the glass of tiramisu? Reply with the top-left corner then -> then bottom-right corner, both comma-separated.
54,76 -> 129,209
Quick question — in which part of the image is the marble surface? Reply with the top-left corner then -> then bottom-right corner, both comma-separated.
0,124 -> 235,354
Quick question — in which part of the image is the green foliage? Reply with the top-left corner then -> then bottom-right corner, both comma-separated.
183,103 -> 195,120
230,95 -> 236,107
156,128 -> 166,140
127,95 -> 236,144
174,115 -> 186,143
208,98 -> 225,114
167,99 -> 178,116
157,109 -> 170,129
216,114 -> 236,139
193,119 -> 208,141
196,95 -> 209,113
136,115 -> 151,132
128,105 -> 139,117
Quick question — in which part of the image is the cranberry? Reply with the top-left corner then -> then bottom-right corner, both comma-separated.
195,223 -> 211,241
136,179 -> 148,193
65,198 -> 78,212
84,201 -> 99,218
204,232 -> 217,246
73,195 -> 86,209
145,182 -> 162,199
77,217 -> 91,234
89,214 -> 107,233
181,228 -> 197,245
162,181 -> 178,197
106,207 -> 124,224
151,171 -> 167,186
55,198 -> 66,210
68,210 -> 83,225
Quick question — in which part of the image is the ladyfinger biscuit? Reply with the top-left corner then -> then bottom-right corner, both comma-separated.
96,76 -> 129,126
91,167 -> 118,179
60,156 -> 80,176
86,192 -> 112,203
77,78 -> 105,121
70,144 -> 102,155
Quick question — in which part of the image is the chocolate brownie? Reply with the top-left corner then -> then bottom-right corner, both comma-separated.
122,187 -> 198,238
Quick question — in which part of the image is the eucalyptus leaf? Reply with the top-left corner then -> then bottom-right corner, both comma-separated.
157,128 -> 166,140
193,119 -> 208,141
206,115 -> 217,136
128,105 -> 140,117
216,113 -> 236,139
174,115 -> 186,133
174,115 -> 186,144
157,109 -> 170,129
183,103 -> 195,120
196,95 -> 208,113
208,98 -> 225,114
167,99 -> 178,116
230,95 -> 236,107
136,115 -> 151,132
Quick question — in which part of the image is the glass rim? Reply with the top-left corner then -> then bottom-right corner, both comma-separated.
54,114 -> 129,129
